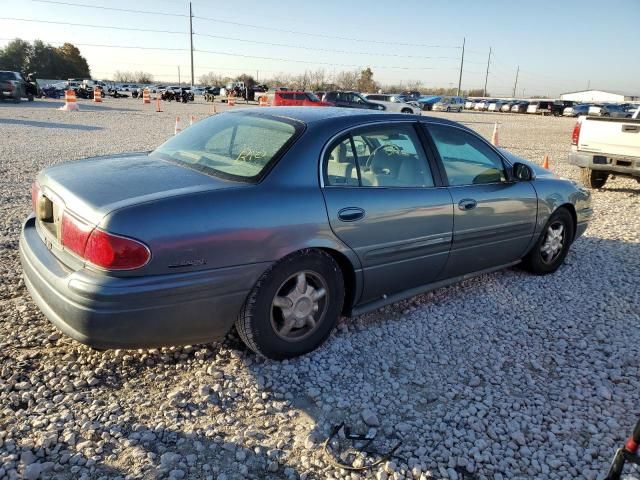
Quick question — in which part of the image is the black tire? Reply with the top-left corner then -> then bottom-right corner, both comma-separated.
401,108 -> 412,114
235,249 -> 345,360
522,208 -> 575,275
581,168 -> 608,188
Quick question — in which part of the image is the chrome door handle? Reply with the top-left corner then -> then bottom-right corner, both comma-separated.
458,199 -> 477,211
338,207 -> 365,222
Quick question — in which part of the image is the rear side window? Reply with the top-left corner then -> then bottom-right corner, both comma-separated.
427,124 -> 506,186
152,113 -> 303,182
325,124 -> 435,188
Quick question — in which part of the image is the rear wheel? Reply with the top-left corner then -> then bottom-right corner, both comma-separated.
401,108 -> 412,114
522,208 -> 574,275
235,249 -> 344,360
581,168 -> 608,188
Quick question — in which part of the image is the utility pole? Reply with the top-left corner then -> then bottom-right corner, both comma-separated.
256,70 -> 259,82
587,79 -> 590,90
457,37 -> 465,97
483,47 -> 492,97
189,2 -> 194,87
178,65 -> 181,86
512,65 -> 519,98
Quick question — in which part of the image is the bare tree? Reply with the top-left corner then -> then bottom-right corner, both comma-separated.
199,71 -> 227,86
113,70 -> 153,83
334,69 -> 359,90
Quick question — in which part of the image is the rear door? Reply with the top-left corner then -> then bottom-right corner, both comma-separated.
423,122 -> 537,279
322,122 -> 453,304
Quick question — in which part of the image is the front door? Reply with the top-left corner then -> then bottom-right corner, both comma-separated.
322,122 -> 453,304
423,122 -> 538,279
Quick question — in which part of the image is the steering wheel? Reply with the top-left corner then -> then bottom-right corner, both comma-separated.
367,143 -> 403,169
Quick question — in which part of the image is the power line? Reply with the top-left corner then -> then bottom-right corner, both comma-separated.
194,15 -> 461,49
32,0 -> 188,17
0,17 -> 187,34
194,32 -> 462,61
31,0 -> 461,49
195,48 -> 459,71
0,37 -> 188,51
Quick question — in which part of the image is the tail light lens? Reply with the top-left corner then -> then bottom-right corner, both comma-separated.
84,229 -> 150,270
571,121 -> 581,146
31,182 -> 40,212
61,212 -> 150,270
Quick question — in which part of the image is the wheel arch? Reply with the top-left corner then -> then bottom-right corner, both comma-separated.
555,203 -> 577,241
316,247 -> 359,315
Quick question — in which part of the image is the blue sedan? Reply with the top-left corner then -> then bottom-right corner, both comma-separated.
20,108 -> 592,359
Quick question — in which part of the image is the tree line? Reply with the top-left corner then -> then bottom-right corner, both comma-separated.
199,68 -> 488,96
0,38 -> 91,79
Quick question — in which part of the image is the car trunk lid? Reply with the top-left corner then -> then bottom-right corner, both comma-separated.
34,152 -> 246,252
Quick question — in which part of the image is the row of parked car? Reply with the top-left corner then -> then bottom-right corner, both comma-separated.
463,98 -> 638,118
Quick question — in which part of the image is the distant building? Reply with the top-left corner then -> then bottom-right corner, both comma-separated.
560,90 -> 640,103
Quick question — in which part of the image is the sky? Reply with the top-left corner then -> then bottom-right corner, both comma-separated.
1,0 -> 638,96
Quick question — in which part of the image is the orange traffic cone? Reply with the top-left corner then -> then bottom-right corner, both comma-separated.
142,88 -> 151,104
155,95 -> 162,112
93,88 -> 102,103
174,116 -> 182,135
491,122 -> 499,146
59,89 -> 79,111
259,95 -> 268,107
542,154 -> 550,169
190,115 -> 196,126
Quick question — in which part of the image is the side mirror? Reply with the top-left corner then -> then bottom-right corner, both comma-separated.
513,162 -> 534,181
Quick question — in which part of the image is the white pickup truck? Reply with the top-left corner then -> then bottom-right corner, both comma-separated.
568,107 -> 640,188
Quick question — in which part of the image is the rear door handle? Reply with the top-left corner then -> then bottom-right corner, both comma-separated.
338,207 -> 365,222
458,199 -> 477,211
622,125 -> 639,133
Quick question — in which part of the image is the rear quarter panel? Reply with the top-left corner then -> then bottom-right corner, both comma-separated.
578,117 -> 640,158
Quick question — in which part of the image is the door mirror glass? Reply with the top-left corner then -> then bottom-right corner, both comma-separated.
512,162 -> 534,181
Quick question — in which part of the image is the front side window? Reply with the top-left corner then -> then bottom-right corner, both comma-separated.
324,124 -> 434,188
152,113 -> 302,182
427,124 -> 506,186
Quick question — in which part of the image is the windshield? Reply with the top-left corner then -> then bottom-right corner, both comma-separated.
0,72 -> 15,81
151,113 -> 303,182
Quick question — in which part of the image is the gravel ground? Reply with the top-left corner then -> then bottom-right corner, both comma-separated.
1,98 -> 639,480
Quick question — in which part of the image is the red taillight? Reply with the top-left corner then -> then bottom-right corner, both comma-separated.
84,229 -> 150,270
61,212 -> 150,270
61,213 -> 93,257
571,121 -> 581,146
31,182 -> 40,212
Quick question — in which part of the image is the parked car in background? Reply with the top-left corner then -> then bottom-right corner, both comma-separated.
464,99 -> 477,109
21,107 -> 592,359
488,100 -> 509,112
0,71 -> 28,102
563,104 -> 590,117
363,93 -> 421,114
612,105 -> 640,118
401,91 -> 421,101
323,91 -> 385,110
314,91 -> 326,101
414,96 -> 442,111
588,104 -> 634,117
511,101 -> 530,113
432,96 -> 465,112
569,108 -> 640,188
501,100 -> 519,112
272,91 -> 332,107
550,100 -> 574,116
474,99 -> 491,111
527,100 -> 554,115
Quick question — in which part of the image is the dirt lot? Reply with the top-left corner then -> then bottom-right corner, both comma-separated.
1,98 -> 639,480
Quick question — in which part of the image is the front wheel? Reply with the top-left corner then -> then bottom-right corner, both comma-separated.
401,108 -> 412,114
522,208 -> 574,275
236,250 -> 344,360
581,168 -> 608,188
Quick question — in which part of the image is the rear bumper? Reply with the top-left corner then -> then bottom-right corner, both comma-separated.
568,152 -> 640,178
20,216 -> 270,349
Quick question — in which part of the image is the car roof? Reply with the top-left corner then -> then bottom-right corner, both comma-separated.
224,106 -> 464,128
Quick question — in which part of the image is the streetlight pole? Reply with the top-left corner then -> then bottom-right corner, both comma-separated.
457,37 -> 465,97
483,47 -> 492,97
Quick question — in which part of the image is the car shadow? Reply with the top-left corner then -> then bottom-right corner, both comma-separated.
601,186 -> 639,194
0,118 -> 103,131
9,235 -> 640,478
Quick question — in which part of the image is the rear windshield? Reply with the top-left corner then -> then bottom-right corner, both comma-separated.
0,72 -> 16,81
151,113 -> 303,182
